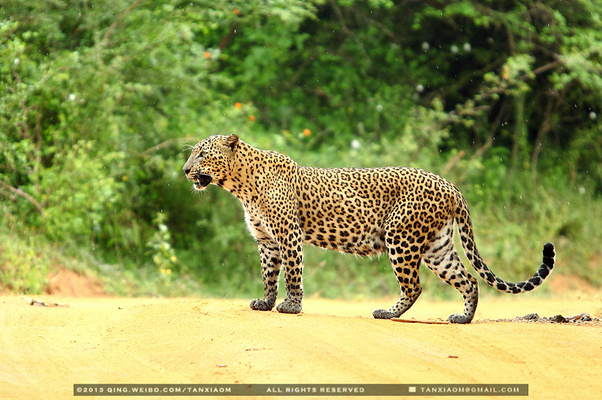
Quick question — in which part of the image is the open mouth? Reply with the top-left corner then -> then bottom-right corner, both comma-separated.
193,174 -> 212,189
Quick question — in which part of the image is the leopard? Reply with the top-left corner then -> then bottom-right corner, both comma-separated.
183,134 -> 555,323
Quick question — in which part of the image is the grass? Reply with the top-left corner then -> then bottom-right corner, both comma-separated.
0,234 -> 50,295
0,223 -> 599,302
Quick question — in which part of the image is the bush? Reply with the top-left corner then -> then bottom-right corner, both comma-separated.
1,0 -> 600,296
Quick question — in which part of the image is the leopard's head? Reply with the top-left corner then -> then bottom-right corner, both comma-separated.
183,134 -> 239,191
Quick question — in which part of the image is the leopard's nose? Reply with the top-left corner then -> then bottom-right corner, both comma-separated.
183,167 -> 191,176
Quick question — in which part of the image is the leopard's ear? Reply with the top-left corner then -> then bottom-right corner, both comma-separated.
226,134 -> 239,152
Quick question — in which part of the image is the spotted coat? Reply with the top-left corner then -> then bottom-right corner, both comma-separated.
183,134 -> 555,323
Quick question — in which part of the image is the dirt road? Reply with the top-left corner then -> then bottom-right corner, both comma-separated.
1,294 -> 600,399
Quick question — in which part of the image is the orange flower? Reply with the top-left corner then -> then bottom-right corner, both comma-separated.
233,8 -> 241,16
502,64 -> 510,80
303,128 -> 311,137
204,51 -> 211,59
234,102 -> 242,109
249,115 -> 256,122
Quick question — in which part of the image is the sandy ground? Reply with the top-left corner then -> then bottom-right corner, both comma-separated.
1,294 -> 601,400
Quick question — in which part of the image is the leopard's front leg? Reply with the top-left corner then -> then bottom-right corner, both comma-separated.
248,188 -> 304,314
249,238 -> 281,311
275,227 -> 304,314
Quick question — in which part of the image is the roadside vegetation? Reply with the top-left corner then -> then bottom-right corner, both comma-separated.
1,0 -> 601,299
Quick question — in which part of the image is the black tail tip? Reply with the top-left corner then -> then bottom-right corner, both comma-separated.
543,242 -> 555,258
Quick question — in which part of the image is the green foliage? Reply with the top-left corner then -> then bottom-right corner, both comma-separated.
37,141 -> 128,244
1,0 -> 600,297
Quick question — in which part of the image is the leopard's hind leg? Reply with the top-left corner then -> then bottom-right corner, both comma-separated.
372,226 -> 423,320
423,219 -> 479,324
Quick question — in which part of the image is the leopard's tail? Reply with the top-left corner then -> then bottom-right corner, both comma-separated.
454,195 -> 555,294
